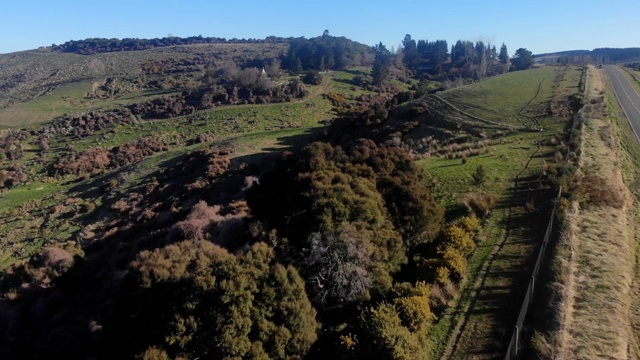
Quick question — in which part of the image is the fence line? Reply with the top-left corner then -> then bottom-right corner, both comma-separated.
503,66 -> 586,359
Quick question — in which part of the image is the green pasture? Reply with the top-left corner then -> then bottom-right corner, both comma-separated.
440,66 -> 581,126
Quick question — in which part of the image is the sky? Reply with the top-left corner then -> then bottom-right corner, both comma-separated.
1,0 -> 638,55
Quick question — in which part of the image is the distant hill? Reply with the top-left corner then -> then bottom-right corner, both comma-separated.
0,35 -> 373,106
535,47 -> 640,64
535,50 -> 590,58
50,35 -> 291,55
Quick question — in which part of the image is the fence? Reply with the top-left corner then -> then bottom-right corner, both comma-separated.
503,66 -> 586,359
503,187 -> 561,359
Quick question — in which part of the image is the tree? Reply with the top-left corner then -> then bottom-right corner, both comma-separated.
474,41 -> 487,79
371,42 -> 392,85
499,43 -> 510,73
499,44 -> 509,64
427,40 -> 449,69
265,58 -> 282,78
402,34 -> 418,70
511,47 -> 534,71
306,223 -> 374,305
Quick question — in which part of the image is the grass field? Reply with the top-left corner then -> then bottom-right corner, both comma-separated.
440,66 -> 581,127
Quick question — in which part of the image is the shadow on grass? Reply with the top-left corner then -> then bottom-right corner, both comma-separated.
446,167 -> 557,358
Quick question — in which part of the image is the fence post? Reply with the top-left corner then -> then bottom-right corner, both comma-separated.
530,277 -> 535,305
515,326 -> 519,355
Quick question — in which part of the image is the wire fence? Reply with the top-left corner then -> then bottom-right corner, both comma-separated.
503,186 -> 561,359
503,66 -> 587,359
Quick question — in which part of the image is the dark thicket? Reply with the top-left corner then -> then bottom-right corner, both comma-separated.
284,35 -> 373,72
511,48 -> 534,71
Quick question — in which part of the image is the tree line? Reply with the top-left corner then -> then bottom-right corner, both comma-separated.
51,35 -> 291,55
369,34 -> 534,85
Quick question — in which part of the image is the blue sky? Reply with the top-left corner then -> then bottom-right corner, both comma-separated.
1,0 -> 638,55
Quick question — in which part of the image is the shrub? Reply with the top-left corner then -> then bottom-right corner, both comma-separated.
443,225 -> 475,256
435,266 -> 451,286
361,303 -> 427,360
458,216 -> 482,234
472,165 -> 486,184
439,246 -> 467,280
303,70 -> 323,85
140,347 -> 170,360
462,192 -> 498,217
394,283 -> 434,333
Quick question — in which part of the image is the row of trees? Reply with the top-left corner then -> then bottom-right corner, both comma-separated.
400,35 -> 511,76
402,35 -> 450,71
369,35 -> 534,85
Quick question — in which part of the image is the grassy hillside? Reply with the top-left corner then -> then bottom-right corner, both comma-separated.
0,43 -> 288,126
0,38 -> 585,359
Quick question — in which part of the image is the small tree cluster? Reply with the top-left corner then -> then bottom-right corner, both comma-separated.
200,78 -> 308,107
285,34 -> 373,72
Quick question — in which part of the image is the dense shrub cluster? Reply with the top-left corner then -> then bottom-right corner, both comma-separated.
44,109 -> 135,138
141,57 -> 209,75
0,146 -> 275,359
249,139 -> 444,306
50,137 -> 168,175
0,165 -> 27,188
129,93 -> 197,119
0,131 -> 27,160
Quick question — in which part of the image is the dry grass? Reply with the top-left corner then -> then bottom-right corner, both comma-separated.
544,65 -> 637,359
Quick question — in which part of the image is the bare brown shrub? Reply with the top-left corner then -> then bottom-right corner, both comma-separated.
553,151 -> 564,163
462,192 -> 498,217
169,200 -> 248,245
579,175 -> 626,209
430,284 -> 449,308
